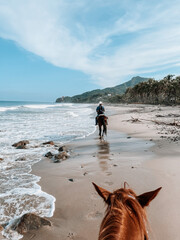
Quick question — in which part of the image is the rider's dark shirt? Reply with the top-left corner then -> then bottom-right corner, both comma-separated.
96,105 -> 105,115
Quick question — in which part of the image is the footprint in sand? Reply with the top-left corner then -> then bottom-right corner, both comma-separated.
106,171 -> 112,176
90,193 -> 99,200
83,171 -> 88,176
67,232 -> 74,239
86,211 -> 103,220
105,181 -> 113,186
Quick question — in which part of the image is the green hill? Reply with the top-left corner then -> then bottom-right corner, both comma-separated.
56,76 -> 150,103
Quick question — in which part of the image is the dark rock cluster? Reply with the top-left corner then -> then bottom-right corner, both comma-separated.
12,140 -> 29,149
15,213 -> 51,234
2,213 -> 51,235
42,141 -> 54,145
45,145 -> 70,163
11,139 -> 70,163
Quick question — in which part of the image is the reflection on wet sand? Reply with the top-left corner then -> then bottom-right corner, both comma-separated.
97,141 -> 110,172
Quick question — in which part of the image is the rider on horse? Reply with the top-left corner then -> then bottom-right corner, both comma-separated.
95,101 -> 105,125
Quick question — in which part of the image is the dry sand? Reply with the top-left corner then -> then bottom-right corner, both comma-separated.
21,104 -> 180,240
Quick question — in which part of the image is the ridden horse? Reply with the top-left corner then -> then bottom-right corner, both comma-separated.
97,115 -> 107,139
92,182 -> 161,240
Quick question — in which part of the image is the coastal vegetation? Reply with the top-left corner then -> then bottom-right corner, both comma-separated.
122,75 -> 180,105
56,75 -> 180,105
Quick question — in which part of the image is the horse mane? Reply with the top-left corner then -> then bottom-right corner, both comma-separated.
99,188 -> 148,240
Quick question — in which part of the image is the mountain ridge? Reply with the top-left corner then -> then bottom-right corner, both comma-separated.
56,76 -> 150,103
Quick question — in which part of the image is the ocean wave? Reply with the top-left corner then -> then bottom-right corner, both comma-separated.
0,105 -> 55,112
1,188 -> 55,240
0,102 -> 95,239
65,111 -> 79,117
0,103 -> 84,112
0,106 -> 19,112
24,104 -> 55,109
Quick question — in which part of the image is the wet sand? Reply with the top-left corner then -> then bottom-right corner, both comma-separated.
22,104 -> 180,240
109,104 -> 180,240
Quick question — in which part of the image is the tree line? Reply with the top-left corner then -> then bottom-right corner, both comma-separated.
114,75 -> 180,105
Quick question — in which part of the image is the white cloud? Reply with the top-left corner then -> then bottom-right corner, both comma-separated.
0,0 -> 180,87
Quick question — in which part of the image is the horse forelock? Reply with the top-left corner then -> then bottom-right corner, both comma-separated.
99,188 -> 148,240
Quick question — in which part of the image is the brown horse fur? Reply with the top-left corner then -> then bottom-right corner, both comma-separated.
92,182 -> 161,240
97,115 -> 108,139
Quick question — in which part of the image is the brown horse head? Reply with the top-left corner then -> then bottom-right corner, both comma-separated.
92,182 -> 161,240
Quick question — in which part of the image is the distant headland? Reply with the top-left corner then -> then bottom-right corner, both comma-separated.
56,75 -> 180,105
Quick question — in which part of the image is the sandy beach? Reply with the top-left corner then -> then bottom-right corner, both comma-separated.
21,104 -> 180,240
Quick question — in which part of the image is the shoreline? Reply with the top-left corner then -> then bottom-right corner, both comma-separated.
20,104 -> 180,240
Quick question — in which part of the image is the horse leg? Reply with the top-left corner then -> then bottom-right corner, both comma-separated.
102,118 -> 107,137
104,124 -> 107,136
99,125 -> 102,139
102,124 -> 106,137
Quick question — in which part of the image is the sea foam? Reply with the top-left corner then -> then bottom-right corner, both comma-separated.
0,102 -> 95,239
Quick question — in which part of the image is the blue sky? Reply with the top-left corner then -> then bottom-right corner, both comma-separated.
0,0 -> 180,101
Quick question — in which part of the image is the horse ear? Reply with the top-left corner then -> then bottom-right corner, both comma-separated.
92,182 -> 111,202
137,187 -> 162,207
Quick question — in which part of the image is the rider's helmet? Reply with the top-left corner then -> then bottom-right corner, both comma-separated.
99,101 -> 102,105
